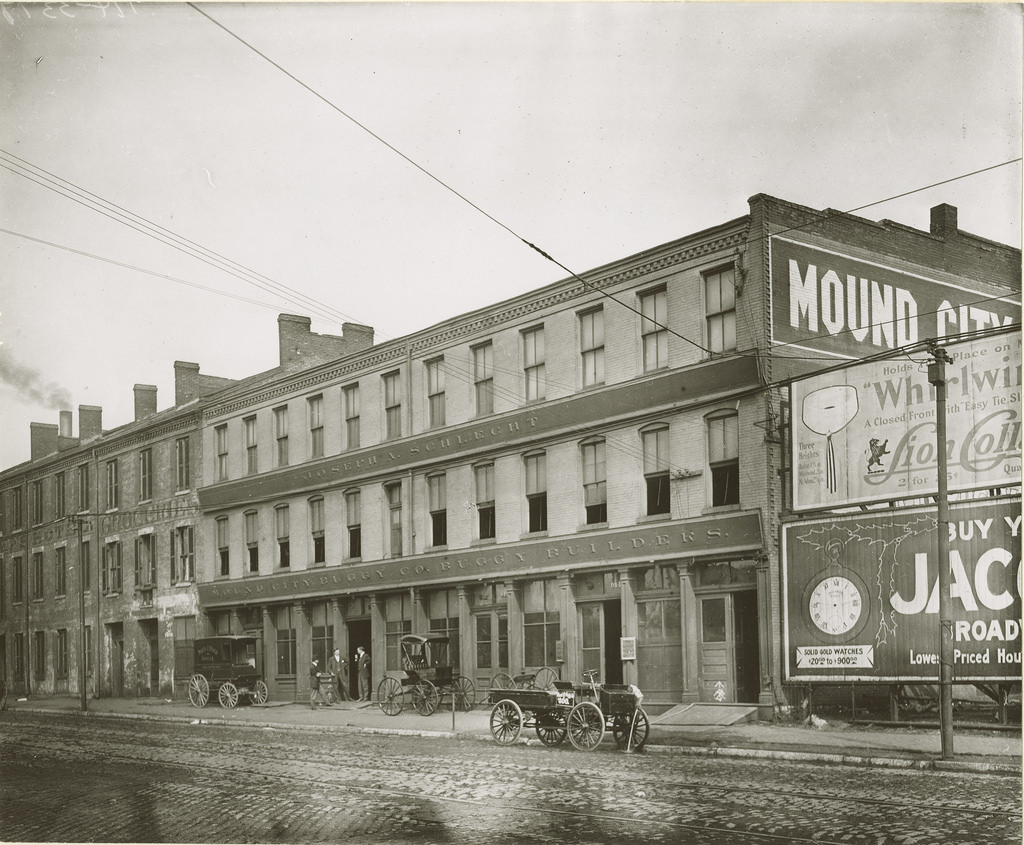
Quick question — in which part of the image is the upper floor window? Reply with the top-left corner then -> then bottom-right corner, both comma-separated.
343,384 -> 360,449
55,546 -> 67,596
30,480 -> 43,525
275,505 -> 290,568
216,516 -> 230,577
32,551 -> 44,599
244,416 -> 258,475
139,449 -> 153,502
522,326 -> 545,402
215,424 -> 229,481
642,425 -> 671,516
473,342 -> 494,416
309,497 -> 325,564
640,286 -> 668,372
102,541 -> 122,594
274,406 -> 289,467
77,464 -> 90,512
581,439 -> 607,525
13,556 -> 24,602
54,471 -> 66,519
345,490 -> 362,559
175,437 -> 191,491
525,452 -> 548,533
705,266 -> 736,354
105,459 -> 119,510
426,358 -> 446,428
385,482 -> 403,557
171,525 -> 195,583
475,463 -> 495,541
383,372 -> 401,440
580,308 -> 605,387
12,486 -> 24,530
308,395 -> 324,459
135,533 -> 156,588
707,411 -> 739,506
427,474 -> 447,547
244,510 -> 259,573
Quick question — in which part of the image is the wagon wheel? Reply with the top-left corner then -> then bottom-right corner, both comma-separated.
567,701 -> 605,751
490,699 -> 523,745
187,674 -> 209,708
612,710 -> 650,750
377,676 -> 403,716
533,666 -> 559,690
251,680 -> 269,705
452,676 -> 476,711
411,679 -> 439,716
535,713 -> 567,747
491,672 -> 516,690
218,681 -> 239,709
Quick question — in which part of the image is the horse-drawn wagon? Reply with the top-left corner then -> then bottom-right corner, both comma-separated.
377,634 -> 476,716
187,636 -> 268,709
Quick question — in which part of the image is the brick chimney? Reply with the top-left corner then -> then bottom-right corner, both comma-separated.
79,405 -> 103,441
930,204 -> 958,239
174,361 -> 201,405
278,314 -> 375,371
134,384 -> 158,420
58,409 -> 78,451
30,422 -> 58,460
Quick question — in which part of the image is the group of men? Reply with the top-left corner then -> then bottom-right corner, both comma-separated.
310,645 -> 371,709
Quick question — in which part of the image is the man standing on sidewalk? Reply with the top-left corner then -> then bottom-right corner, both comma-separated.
356,647 -> 370,701
326,648 -> 349,701
310,659 -> 328,710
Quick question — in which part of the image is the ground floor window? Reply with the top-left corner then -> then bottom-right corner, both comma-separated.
173,616 -> 195,681
309,601 -> 334,667
384,592 -> 412,671
275,606 -> 296,676
637,597 -> 683,699
523,579 -> 559,668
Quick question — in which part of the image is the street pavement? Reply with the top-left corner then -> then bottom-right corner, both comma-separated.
3,693 -> 1019,777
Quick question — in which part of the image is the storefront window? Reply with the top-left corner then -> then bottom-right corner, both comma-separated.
523,580 -> 559,668
384,593 -> 411,671
310,601 -> 333,667
275,606 -> 296,675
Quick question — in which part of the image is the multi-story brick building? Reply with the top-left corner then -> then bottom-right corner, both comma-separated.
2,193 -> 1017,714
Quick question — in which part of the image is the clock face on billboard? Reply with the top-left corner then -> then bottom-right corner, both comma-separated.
807,575 -> 863,636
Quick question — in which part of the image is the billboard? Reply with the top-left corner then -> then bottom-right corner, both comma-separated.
782,499 -> 1021,682
792,332 -> 1021,511
771,237 -> 1020,360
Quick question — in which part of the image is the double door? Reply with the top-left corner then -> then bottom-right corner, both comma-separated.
578,600 -> 622,687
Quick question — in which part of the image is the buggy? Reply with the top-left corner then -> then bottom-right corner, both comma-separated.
187,636 -> 269,709
377,633 -> 476,716
488,670 -> 650,751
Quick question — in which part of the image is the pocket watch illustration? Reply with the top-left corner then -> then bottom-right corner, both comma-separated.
802,537 -> 870,641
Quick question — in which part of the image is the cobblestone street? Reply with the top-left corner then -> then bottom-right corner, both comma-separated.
0,711 -> 1019,843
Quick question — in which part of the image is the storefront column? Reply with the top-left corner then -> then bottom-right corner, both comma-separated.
411,587 -> 428,631
369,593 -> 385,690
331,598 -> 346,656
504,581 -> 523,679
296,601 -> 312,699
457,586 -> 472,676
557,573 -> 575,683
260,605 -> 274,694
618,569 -> 639,687
677,560 -> 700,704
756,556 -> 774,716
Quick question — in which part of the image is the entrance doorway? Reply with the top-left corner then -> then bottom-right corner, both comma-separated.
107,623 -> 124,698
473,610 -> 508,692
139,619 -> 159,696
346,619 -> 371,700
578,600 -> 622,686
697,590 -> 759,703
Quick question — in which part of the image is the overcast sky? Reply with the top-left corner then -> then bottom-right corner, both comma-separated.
1,1 -> 1020,469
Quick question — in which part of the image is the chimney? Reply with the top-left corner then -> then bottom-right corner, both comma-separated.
278,314 -> 313,369
57,409 -> 78,452
134,384 -> 158,420
79,405 -> 103,441
30,422 -> 58,460
930,204 -> 958,238
175,361 -> 201,405
278,313 -> 375,371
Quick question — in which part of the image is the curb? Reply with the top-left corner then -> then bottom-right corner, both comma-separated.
7,705 -> 1020,777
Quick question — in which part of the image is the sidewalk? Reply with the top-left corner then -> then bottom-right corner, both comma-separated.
3,694 -> 1019,777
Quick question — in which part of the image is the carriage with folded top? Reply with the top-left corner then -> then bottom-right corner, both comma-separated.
377,633 -> 476,716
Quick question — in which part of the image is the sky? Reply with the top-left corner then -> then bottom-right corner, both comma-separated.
1,1 -> 1021,470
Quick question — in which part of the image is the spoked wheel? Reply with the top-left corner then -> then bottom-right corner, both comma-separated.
612,709 -> 650,750
491,672 -> 516,690
490,699 -> 524,745
218,681 -> 239,709
187,674 -> 209,708
567,701 -> 605,751
535,713 -> 567,747
451,676 -> 476,711
377,676 -> 403,716
533,666 -> 559,690
251,680 -> 269,705
412,679 -> 439,715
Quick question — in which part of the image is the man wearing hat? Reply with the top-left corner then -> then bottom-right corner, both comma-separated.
309,658 -> 328,710
326,648 -> 349,701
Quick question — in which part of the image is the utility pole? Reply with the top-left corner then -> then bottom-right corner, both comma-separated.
927,342 -> 954,759
68,514 -> 91,712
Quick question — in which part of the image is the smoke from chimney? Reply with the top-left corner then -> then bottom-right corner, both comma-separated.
0,352 -> 73,409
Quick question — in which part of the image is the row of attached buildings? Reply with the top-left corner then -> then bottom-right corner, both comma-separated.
1,194 -> 1019,714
